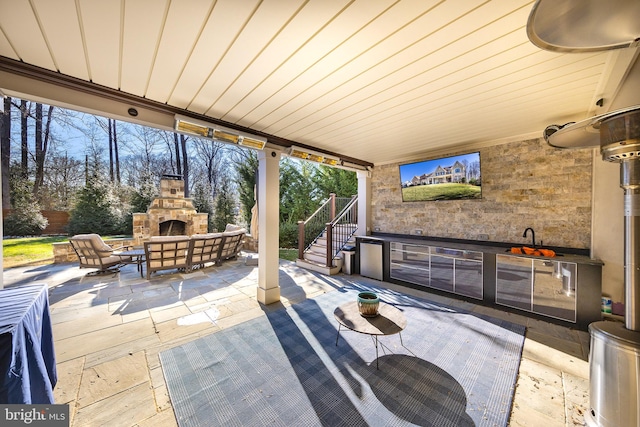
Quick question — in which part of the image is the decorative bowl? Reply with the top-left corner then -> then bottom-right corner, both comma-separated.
357,291 -> 380,317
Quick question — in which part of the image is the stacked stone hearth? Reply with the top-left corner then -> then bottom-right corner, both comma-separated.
132,175 -> 208,245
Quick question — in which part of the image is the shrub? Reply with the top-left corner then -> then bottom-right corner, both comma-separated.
67,178 -> 123,235
213,177 -> 236,232
3,204 -> 48,236
279,222 -> 299,248
192,183 -> 214,232
3,176 -> 48,236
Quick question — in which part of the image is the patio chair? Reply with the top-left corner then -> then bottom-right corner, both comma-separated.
218,225 -> 246,261
69,234 -> 132,274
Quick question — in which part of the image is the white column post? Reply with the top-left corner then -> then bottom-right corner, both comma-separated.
356,170 -> 371,236
257,148 -> 281,304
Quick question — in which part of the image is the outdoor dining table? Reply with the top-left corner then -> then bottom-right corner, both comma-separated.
0,284 -> 57,404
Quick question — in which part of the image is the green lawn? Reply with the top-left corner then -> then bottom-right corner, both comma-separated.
402,183 -> 481,202
2,236 -> 70,268
2,236 -> 301,269
279,248 -> 298,261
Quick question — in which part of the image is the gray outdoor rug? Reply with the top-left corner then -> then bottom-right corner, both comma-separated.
160,285 -> 525,427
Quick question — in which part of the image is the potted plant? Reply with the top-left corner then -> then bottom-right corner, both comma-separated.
357,291 -> 380,317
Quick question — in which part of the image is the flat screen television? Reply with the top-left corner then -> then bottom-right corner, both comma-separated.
399,152 -> 481,202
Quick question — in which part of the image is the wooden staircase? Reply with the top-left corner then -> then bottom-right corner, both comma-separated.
296,223 -> 357,275
295,194 -> 358,276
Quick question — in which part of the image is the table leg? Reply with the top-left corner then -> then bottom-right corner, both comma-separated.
375,336 -> 379,370
335,323 -> 341,346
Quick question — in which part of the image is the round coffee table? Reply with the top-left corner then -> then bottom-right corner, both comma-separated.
334,300 -> 407,369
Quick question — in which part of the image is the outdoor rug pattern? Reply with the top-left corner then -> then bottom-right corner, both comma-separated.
160,286 -> 525,426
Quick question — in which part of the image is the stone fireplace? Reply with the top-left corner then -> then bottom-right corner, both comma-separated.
132,175 -> 208,244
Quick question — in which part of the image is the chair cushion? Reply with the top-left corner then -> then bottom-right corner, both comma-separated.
73,234 -> 114,257
190,233 -> 223,240
150,235 -> 189,241
224,224 -> 243,232
222,228 -> 246,237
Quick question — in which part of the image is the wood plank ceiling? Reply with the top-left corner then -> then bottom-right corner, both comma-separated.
0,0 -> 629,165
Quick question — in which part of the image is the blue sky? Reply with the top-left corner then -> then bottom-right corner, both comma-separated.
399,152 -> 480,182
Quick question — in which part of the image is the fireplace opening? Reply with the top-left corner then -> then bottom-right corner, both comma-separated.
159,220 -> 186,236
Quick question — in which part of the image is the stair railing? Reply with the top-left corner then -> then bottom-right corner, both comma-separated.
324,195 -> 358,266
297,194 -> 354,261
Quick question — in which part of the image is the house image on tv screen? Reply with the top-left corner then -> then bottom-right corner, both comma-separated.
399,152 -> 481,202
410,161 -> 466,185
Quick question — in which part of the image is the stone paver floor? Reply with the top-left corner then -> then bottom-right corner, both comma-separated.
3,255 -> 593,426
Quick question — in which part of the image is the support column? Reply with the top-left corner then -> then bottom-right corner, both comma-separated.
0,168 -> 3,289
0,115 -> 4,288
356,170 -> 371,236
257,149 -> 281,304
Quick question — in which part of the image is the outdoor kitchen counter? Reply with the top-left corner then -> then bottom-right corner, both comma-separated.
357,234 -> 603,265
355,234 -> 603,330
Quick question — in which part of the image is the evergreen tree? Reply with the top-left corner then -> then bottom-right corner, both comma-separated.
213,176 -> 236,232
3,168 -> 48,236
67,177 -> 122,235
312,165 -> 357,198
233,149 -> 258,226
192,182 -> 214,232
130,174 -> 157,214
280,159 -> 318,223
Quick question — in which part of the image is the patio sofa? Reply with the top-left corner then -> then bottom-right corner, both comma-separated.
69,234 -> 133,274
144,236 -> 191,279
189,232 -> 225,270
143,226 -> 246,279
218,224 -> 246,261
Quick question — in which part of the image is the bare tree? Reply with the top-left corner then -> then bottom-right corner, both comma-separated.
181,134 -> 189,196
33,103 -> 54,197
468,160 -> 480,181
156,129 -> 183,177
116,124 -> 177,189
108,118 -> 114,181
93,117 -> 121,183
41,153 -> 84,210
191,138 -> 226,200
460,159 -> 469,182
20,100 -> 28,178
113,120 -> 120,183
81,118 -> 109,181
173,133 -> 182,177
1,96 -> 11,209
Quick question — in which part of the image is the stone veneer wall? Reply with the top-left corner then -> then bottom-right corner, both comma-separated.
372,138 -> 593,249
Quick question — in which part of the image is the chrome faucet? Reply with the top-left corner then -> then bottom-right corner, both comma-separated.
523,227 -> 536,247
